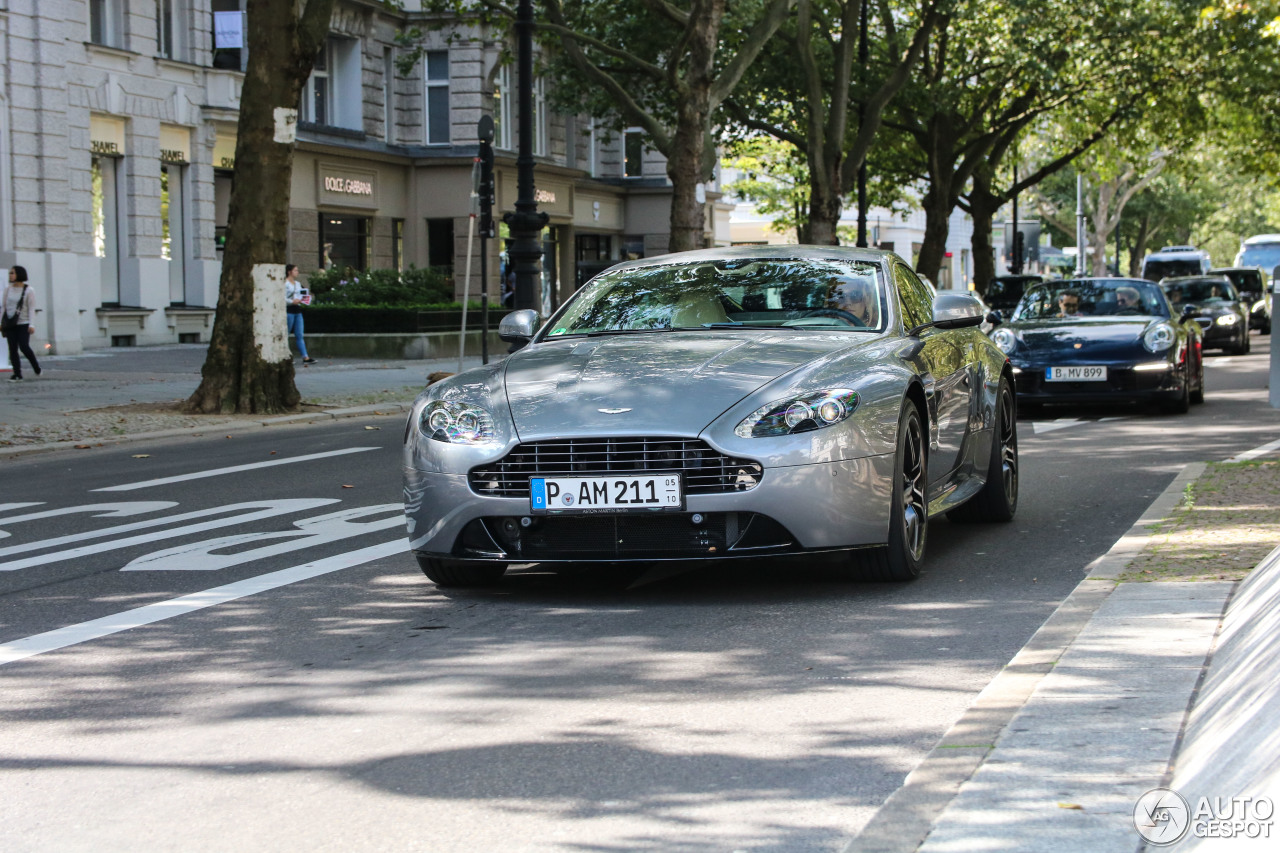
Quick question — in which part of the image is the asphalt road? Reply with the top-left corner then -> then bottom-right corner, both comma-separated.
0,344 -> 1277,852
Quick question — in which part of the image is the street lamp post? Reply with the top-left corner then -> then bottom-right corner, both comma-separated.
503,0 -> 548,312
855,0 -> 869,248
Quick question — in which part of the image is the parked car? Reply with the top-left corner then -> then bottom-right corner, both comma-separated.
1209,266 -> 1271,334
985,274 -> 1045,314
1141,246 -> 1212,281
403,246 -> 1020,587
991,277 -> 1204,413
1160,275 -> 1251,354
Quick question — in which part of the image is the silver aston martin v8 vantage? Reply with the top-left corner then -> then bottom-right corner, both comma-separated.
403,246 -> 1018,586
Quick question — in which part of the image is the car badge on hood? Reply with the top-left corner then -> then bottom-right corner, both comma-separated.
598,408 -> 632,414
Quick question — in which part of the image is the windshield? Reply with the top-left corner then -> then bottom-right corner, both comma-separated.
1236,243 -> 1280,272
545,258 -> 886,337
1212,270 -> 1262,297
1143,258 -> 1205,281
1161,278 -> 1238,303
1013,279 -> 1170,320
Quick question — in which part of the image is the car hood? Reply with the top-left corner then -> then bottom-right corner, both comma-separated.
1011,317 -> 1160,362
504,331 -> 869,437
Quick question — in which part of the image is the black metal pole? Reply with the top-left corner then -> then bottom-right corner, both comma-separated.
1011,145 -> 1021,275
855,0 -> 869,248
503,0 -> 548,312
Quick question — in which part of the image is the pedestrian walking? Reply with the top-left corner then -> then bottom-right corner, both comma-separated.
3,266 -> 42,381
284,264 -> 316,365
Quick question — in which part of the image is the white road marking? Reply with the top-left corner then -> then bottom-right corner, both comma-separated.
91,447 -> 380,492
1031,416 -> 1125,435
0,503 -> 43,514
121,504 -> 404,571
0,499 -> 337,570
1227,436 -> 1280,463
0,539 -> 407,666
0,502 -> 178,540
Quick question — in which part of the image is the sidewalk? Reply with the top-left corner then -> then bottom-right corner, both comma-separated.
1,344 -> 489,451
848,458 -> 1280,852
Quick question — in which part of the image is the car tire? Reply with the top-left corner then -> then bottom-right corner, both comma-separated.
1190,356 -> 1205,405
859,402 -> 928,582
1161,365 -> 1191,414
948,377 -> 1018,524
416,556 -> 507,587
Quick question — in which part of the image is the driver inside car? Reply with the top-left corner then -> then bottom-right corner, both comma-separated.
828,278 -> 878,327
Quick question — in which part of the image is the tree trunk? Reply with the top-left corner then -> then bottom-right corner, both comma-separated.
915,183 -> 954,284
185,0 -> 335,414
666,117 -> 710,253
968,167 -> 1001,295
665,1 -> 723,253
807,168 -> 843,245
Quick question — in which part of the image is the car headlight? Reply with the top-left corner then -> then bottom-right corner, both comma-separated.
991,328 -> 1017,354
419,400 -> 497,445
735,389 -> 859,438
1143,322 -> 1175,352
1215,313 -> 1239,326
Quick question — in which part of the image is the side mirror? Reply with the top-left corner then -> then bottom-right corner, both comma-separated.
986,309 -> 1004,328
931,292 -> 985,330
1180,303 -> 1200,320
498,309 -> 539,347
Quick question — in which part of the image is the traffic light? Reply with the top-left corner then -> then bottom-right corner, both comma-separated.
478,117 -> 496,238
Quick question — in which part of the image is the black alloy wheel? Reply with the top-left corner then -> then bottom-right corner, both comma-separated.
949,377 -> 1019,523
860,402 -> 928,581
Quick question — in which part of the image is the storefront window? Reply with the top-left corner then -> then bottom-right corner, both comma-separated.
161,164 -> 188,304
393,219 -> 405,271
214,172 -> 233,254
426,218 -> 454,270
92,156 -> 122,304
319,214 -> 367,272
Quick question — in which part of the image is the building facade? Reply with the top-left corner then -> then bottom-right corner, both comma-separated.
0,0 -> 730,354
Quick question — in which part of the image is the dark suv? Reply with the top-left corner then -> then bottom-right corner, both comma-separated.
1209,267 -> 1271,334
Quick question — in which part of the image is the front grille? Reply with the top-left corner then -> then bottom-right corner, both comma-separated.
1016,368 -> 1140,396
469,437 -> 762,497
497,513 -> 732,559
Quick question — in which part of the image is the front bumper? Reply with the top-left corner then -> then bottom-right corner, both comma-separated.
1200,322 -> 1243,350
404,454 -> 896,563
1011,362 -> 1184,404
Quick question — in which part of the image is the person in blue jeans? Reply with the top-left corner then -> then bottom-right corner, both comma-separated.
284,264 -> 315,364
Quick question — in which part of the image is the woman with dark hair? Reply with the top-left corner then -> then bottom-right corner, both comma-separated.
284,264 -> 315,365
3,266 -> 42,381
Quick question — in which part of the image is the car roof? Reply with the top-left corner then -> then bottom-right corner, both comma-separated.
610,245 -> 900,274
1159,275 -> 1230,286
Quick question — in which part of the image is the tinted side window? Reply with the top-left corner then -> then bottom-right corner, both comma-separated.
893,264 -> 933,330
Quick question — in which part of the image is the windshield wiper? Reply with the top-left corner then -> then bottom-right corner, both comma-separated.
582,327 -> 672,337
670,322 -> 795,331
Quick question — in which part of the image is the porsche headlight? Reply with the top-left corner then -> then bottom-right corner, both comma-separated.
991,328 -> 1017,354
1143,322 -> 1175,352
419,401 -> 497,445
1215,313 -> 1239,326
735,389 -> 859,438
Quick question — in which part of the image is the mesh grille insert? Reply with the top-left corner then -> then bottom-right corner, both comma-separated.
469,437 -> 762,497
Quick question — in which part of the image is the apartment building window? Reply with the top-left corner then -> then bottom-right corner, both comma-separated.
624,128 -> 644,178
211,0 -> 247,70
90,0 -> 123,47
494,65 -> 513,151
532,78 -> 548,156
425,51 -> 451,145
585,118 -> 597,177
426,218 -> 454,270
156,0 -> 184,59
303,38 -> 362,130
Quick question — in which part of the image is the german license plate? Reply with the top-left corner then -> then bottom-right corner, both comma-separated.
1046,365 -> 1107,382
530,475 -> 684,513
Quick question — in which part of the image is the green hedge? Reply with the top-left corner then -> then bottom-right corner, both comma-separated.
305,265 -> 454,306
301,303 -> 495,334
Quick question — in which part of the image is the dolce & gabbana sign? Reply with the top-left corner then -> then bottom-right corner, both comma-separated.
316,162 -> 379,209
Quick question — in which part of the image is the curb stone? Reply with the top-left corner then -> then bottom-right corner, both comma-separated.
842,461 -> 1211,853
0,403 -> 412,460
